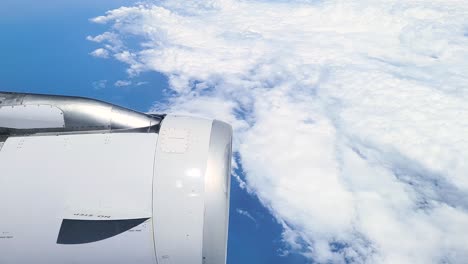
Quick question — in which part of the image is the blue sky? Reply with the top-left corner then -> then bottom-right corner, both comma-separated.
0,1 -> 308,263
0,0 -> 165,112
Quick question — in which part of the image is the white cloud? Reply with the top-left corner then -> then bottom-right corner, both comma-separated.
236,208 -> 257,225
135,81 -> 148,86
114,80 -> 132,87
87,32 -> 124,53
90,48 -> 110,58
91,1 -> 468,263
92,79 -> 107,90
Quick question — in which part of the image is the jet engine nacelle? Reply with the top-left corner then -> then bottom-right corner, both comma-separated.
0,92 -> 232,264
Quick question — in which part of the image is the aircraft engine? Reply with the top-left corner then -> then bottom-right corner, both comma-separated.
0,92 -> 232,264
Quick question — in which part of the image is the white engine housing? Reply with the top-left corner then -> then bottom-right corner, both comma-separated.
0,113 -> 232,264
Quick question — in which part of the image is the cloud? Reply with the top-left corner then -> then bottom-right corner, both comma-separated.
236,208 -> 257,225
91,1 -> 468,263
90,48 -> 110,58
114,80 -> 132,87
92,80 -> 107,90
135,81 -> 148,86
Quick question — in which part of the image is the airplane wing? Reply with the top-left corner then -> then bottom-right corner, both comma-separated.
0,92 -> 232,264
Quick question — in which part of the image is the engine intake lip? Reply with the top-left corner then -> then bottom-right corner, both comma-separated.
202,120 -> 233,264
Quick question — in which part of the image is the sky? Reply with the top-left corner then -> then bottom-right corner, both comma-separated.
0,0 -> 166,112
2,0 -> 468,264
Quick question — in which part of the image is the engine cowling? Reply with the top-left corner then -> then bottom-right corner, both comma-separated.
0,92 -> 232,264
153,115 -> 232,264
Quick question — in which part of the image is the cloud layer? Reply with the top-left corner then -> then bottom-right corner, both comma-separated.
90,1 -> 468,263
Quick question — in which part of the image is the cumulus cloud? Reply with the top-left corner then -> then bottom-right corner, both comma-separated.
90,48 -> 110,58
90,1 -> 468,263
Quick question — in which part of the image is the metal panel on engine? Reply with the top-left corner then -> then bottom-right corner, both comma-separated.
0,133 -> 158,264
152,115 -> 213,264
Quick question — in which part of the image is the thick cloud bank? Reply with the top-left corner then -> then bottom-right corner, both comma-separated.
90,1 -> 468,263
